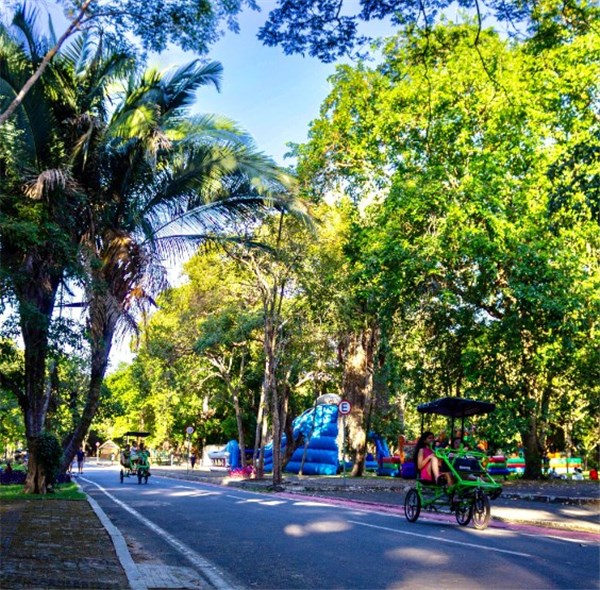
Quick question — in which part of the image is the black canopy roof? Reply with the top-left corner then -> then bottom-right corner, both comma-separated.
417,397 -> 496,418
122,431 -> 150,438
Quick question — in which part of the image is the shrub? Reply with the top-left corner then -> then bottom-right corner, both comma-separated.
33,432 -> 62,485
0,470 -> 71,485
0,470 -> 26,485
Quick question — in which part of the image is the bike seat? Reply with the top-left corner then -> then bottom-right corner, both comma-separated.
453,457 -> 486,474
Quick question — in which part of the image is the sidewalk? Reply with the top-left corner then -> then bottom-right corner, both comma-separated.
0,497 -> 130,589
1,467 -> 598,590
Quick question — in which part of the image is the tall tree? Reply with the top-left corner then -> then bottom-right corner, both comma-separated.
59,57 -> 298,473
295,22 -> 599,477
195,307 -> 262,469
1,7 -> 300,488
0,7 -> 133,492
222,211 -> 314,484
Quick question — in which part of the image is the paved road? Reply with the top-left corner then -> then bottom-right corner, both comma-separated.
80,466 -> 600,590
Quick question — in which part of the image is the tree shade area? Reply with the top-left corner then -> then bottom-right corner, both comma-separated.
0,2 -> 598,489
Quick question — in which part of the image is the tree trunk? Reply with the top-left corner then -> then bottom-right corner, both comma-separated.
19,270 -> 61,494
233,355 -> 247,468
340,324 -> 379,477
232,388 -> 246,469
265,315 -> 283,486
522,413 -> 543,479
24,443 -> 47,494
253,383 -> 267,478
60,293 -> 114,472
280,383 -> 298,468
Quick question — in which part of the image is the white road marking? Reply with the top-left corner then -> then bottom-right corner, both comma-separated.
82,477 -> 242,590
85,493 -> 148,590
349,521 -> 533,557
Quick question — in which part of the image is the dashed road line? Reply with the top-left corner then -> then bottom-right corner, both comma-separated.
82,477 -> 243,590
349,520 -> 533,557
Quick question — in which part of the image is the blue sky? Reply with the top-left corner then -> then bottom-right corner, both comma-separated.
149,8 -> 339,166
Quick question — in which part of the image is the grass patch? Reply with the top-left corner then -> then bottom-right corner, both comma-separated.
0,482 -> 86,501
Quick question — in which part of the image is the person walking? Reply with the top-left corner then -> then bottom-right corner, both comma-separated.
76,447 -> 85,474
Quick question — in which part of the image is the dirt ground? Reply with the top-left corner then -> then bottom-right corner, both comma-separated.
501,477 -> 599,499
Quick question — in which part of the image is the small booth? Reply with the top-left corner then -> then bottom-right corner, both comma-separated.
98,440 -> 120,462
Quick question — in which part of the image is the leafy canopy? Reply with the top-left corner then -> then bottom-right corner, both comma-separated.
258,0 -> 598,61
3,0 -> 259,55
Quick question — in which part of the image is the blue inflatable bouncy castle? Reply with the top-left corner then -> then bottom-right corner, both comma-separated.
226,440 -> 241,469
263,394 -> 342,475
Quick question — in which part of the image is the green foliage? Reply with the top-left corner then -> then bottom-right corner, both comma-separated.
2,5 -> 299,482
258,0 -> 599,62
3,2 -> 598,479
0,340 -> 25,450
0,482 -> 85,501
33,433 -> 62,485
59,0 -> 258,55
293,21 -> 600,474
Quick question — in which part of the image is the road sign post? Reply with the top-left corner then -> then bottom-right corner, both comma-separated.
338,400 -> 352,415
338,400 -> 352,483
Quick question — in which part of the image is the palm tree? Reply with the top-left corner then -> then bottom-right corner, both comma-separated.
58,52 -> 302,470
0,5 -> 135,492
2,5 -> 305,485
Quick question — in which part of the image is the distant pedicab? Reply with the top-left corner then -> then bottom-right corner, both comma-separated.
404,397 -> 502,530
119,431 -> 151,484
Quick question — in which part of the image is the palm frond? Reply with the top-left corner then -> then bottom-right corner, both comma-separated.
144,232 -> 272,270
160,60 -> 223,115
9,3 -> 46,63
24,168 -> 77,199
59,32 -> 94,74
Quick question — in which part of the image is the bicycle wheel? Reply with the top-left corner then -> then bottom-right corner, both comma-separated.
455,499 -> 472,526
472,491 -> 491,530
119,469 -> 124,483
404,489 -> 421,523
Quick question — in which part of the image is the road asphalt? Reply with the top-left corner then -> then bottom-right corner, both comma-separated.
1,465 -> 598,590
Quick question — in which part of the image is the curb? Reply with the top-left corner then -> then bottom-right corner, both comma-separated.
85,493 -> 148,590
489,513 -> 600,535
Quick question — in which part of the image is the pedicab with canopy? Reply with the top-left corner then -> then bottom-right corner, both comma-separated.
404,397 -> 502,530
119,431 -> 151,484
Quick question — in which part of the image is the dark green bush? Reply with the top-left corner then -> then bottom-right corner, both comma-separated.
33,432 -> 62,485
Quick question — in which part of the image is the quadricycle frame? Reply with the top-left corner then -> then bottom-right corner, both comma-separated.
119,431 -> 152,485
404,397 -> 502,530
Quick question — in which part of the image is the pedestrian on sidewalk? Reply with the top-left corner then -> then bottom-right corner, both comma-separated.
76,447 -> 85,474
